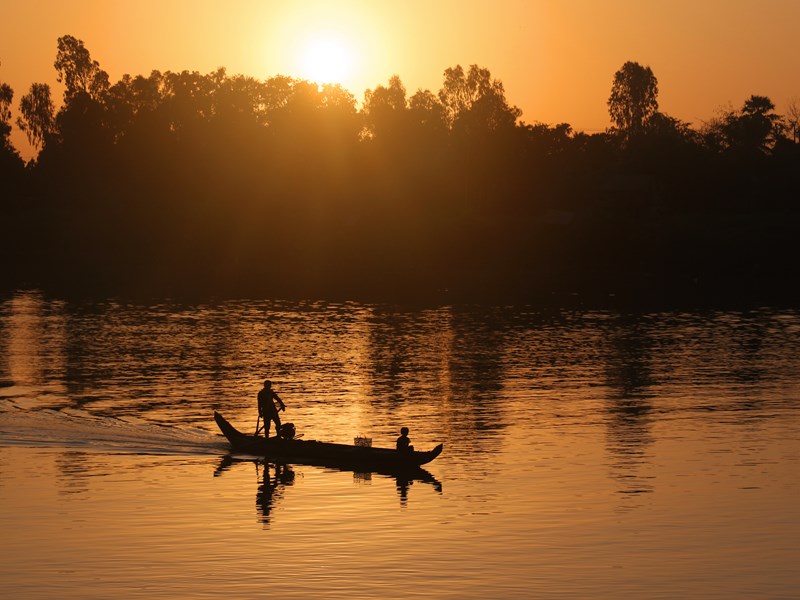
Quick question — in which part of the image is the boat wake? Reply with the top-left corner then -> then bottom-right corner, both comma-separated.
0,405 -> 225,456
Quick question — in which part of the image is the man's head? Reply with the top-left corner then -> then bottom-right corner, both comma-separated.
400,427 -> 409,436
263,379 -> 272,388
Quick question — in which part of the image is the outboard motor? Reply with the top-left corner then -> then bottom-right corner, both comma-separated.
278,423 -> 296,440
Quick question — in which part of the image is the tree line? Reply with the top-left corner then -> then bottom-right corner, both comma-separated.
1,37 -> 798,305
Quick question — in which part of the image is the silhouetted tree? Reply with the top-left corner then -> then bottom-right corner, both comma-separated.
0,78 -> 13,144
17,83 -> 55,150
521,122 -> 574,156
645,112 -> 694,140
734,95 -> 783,151
270,80 -> 359,142
36,35 -> 114,190
706,95 -> 785,155
438,64 -> 521,133
260,75 -> 294,117
632,111 -> 698,166
608,61 -> 659,138
214,73 -> 270,126
161,69 -> 216,134
54,35 -> 109,103
105,74 -> 147,139
786,97 -> 800,144
698,108 -> 728,153
408,89 -> 447,134
5,34 -> 800,303
0,67 -> 26,288
362,75 -> 408,140
0,71 -> 24,179
102,70 -> 174,171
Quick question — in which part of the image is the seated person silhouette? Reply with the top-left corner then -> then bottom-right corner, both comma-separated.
396,427 -> 414,452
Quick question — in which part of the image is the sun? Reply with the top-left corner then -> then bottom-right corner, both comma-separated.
299,34 -> 354,85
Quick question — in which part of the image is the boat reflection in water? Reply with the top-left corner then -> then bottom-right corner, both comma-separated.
391,467 -> 442,507
214,455 -> 442,523
353,463 -> 444,507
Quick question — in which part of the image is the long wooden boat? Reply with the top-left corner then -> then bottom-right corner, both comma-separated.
214,412 -> 443,470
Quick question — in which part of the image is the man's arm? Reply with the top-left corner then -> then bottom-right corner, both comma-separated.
274,392 -> 286,411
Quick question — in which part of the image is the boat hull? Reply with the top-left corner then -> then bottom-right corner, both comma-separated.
214,412 -> 443,470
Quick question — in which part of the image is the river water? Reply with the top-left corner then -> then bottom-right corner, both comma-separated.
0,290 -> 798,599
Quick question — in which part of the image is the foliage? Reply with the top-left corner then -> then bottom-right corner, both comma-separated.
1,40 -> 799,303
17,83 -> 55,149
608,61 -> 659,138
724,95 -> 784,153
54,35 -> 110,103
786,98 -> 800,144
0,68 -> 25,218
0,69 -> 24,168
408,89 -> 447,133
438,64 -> 521,133
701,95 -> 785,155
0,79 -> 13,144
362,75 -> 408,139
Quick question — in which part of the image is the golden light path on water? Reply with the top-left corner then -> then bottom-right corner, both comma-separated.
0,291 -> 799,598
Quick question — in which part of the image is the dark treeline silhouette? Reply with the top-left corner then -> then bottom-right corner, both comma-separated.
2,39 -> 799,305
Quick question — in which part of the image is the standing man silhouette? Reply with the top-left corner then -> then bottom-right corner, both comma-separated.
257,380 -> 286,437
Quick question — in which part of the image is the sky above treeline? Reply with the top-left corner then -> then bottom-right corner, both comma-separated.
2,0 -> 799,160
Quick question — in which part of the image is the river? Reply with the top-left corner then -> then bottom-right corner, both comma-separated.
1,290 -> 798,598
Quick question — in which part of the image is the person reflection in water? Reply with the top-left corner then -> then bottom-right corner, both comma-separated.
257,380 -> 286,437
256,462 -> 295,525
396,427 -> 414,452
395,474 -> 413,507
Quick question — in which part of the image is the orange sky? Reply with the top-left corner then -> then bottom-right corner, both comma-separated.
2,0 -> 799,160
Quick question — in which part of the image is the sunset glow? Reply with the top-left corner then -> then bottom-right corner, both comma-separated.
297,34 -> 356,85
3,1 -> 798,147
2,1 -> 800,595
